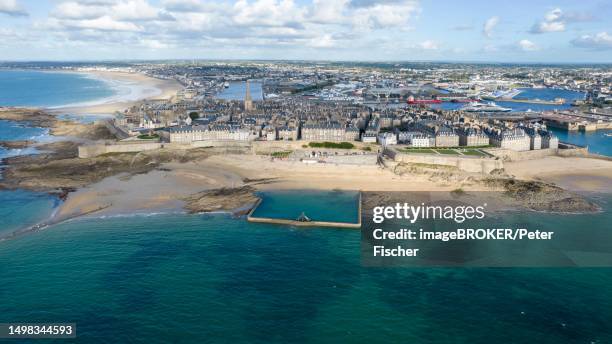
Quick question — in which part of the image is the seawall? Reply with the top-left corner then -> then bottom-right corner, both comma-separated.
386,148 -> 503,174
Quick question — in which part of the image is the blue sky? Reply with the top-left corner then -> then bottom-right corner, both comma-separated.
0,0 -> 610,62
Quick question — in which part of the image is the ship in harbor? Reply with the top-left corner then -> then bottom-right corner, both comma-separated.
407,95 -> 442,105
461,102 -> 512,112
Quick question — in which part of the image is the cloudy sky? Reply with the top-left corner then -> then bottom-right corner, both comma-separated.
0,0 -> 611,62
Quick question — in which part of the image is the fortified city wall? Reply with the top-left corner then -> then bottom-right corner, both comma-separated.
385,148 -> 504,174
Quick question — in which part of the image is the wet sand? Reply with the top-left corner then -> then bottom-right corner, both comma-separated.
54,161 -> 243,221
47,152 -> 611,224
54,154 -> 483,220
505,156 -> 612,193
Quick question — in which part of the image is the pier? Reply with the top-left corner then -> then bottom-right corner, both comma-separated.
247,193 -> 362,229
497,98 -> 565,105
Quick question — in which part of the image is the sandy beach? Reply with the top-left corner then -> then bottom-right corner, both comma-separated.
51,151 -> 612,221
48,70 -> 183,115
51,154 -> 450,220
53,160 -> 243,220
505,156 -> 612,193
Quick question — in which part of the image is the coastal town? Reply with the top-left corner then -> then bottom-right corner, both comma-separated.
1,61 -> 611,223
2,0 -> 612,341
28,61 -> 606,173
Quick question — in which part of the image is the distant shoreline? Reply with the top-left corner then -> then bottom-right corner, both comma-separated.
45,70 -> 183,115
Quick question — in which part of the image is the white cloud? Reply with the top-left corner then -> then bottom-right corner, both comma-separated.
0,0 -> 27,16
518,39 -> 538,51
53,2 -> 107,19
351,1 -> 420,31
309,0 -> 348,24
418,40 -> 438,50
63,15 -> 143,31
307,34 -> 335,48
18,0 -> 426,58
534,20 -> 565,33
530,8 -> 594,34
232,0 -> 306,28
483,16 -> 499,38
531,8 -> 564,33
52,0 -> 172,22
544,7 -> 562,22
113,0 -> 168,21
571,32 -> 612,50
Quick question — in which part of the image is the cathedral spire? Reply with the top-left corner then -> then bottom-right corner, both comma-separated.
244,80 -> 254,112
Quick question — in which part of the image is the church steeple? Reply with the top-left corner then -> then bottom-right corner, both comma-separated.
244,80 -> 254,112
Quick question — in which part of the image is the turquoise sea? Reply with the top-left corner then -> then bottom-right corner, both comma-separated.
1,200 -> 612,343
1,70 -> 612,342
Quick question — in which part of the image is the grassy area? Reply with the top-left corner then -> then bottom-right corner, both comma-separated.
270,150 -> 292,158
401,146 -> 491,156
460,149 -> 486,156
137,134 -> 159,140
436,149 -> 459,155
402,148 -> 436,154
308,141 -> 355,149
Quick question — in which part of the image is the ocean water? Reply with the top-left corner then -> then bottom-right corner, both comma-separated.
549,127 -> 612,156
0,119 -> 49,159
0,190 -> 57,236
1,199 -> 612,343
217,81 -> 264,101
0,70 -> 116,107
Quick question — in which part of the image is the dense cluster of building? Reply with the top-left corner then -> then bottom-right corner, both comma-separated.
100,61 -> 612,153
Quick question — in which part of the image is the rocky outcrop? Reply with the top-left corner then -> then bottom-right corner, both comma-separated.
182,186 -> 259,214
483,178 -> 600,213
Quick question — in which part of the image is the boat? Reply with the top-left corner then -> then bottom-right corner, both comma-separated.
461,102 -> 512,113
407,96 -> 441,104
223,82 -> 230,88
